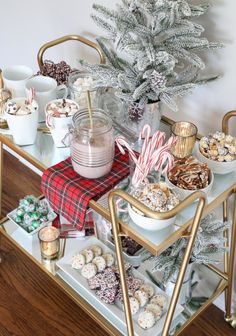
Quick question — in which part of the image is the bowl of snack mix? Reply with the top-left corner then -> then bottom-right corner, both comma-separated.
166,156 -> 214,200
128,181 -> 179,231
196,131 -> 236,174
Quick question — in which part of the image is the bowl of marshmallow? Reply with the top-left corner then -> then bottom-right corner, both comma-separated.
196,131 -> 236,174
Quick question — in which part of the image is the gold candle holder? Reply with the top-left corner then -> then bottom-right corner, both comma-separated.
38,226 -> 60,260
171,121 -> 198,158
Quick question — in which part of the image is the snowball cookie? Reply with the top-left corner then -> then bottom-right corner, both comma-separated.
134,290 -> 149,307
81,263 -> 97,279
145,303 -> 162,320
92,256 -> 106,272
71,253 -> 86,270
151,293 -> 168,309
82,248 -> 94,263
138,311 -> 155,330
102,253 -> 115,267
140,284 -> 155,299
129,297 -> 140,315
90,245 -> 103,257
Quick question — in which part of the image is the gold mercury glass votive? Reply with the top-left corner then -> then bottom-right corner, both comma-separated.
171,121 -> 198,158
38,226 -> 60,260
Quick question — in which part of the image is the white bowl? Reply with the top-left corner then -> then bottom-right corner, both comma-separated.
128,203 -> 176,231
165,169 -> 214,200
196,146 -> 236,175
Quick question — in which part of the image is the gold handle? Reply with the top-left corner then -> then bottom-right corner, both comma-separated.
37,34 -> 105,71
222,110 -> 236,134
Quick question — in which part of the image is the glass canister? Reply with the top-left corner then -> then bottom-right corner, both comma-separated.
68,71 -> 100,109
70,108 -> 115,179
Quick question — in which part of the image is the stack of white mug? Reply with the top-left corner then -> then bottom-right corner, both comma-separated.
2,65 -> 69,146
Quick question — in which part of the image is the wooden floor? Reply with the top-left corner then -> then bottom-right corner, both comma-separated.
1,150 -> 235,336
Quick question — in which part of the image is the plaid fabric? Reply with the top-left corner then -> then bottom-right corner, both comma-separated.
41,146 -> 130,230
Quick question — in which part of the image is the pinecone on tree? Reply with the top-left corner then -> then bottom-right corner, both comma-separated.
128,102 -> 145,122
150,70 -> 166,91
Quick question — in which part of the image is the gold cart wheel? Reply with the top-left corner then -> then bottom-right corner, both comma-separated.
37,34 -> 105,71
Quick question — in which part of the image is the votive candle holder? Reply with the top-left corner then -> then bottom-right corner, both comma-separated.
38,226 -> 60,260
171,121 -> 198,158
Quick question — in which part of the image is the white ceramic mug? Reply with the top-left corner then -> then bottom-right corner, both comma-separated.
45,99 -> 79,148
5,97 -> 39,146
25,76 -> 68,122
2,65 -> 33,98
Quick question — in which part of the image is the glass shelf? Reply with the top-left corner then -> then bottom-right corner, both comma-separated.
0,118 -> 172,170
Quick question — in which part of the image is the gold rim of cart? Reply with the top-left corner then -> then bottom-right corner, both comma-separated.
37,34 -> 106,71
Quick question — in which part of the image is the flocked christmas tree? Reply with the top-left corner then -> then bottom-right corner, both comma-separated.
80,0 -> 222,112
151,214 -> 229,283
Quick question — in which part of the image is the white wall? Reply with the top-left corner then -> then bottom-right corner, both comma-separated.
1,0 -> 236,134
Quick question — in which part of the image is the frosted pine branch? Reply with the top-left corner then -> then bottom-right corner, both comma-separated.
79,0 -> 222,111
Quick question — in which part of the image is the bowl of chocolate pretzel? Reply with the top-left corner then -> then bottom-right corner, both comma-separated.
196,131 -> 236,174
166,156 -> 214,200
128,181 -> 180,231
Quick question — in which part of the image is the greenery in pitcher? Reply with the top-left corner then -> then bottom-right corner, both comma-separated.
80,0 -> 222,111
151,214 -> 229,283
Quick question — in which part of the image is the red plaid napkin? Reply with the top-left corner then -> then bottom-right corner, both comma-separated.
41,147 -> 130,230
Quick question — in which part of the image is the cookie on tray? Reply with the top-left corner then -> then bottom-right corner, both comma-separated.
129,297 -> 140,315
90,245 -> 103,257
150,293 -> 167,309
96,287 -> 117,304
92,256 -> 106,272
138,311 -> 155,330
145,303 -> 162,320
140,284 -> 155,299
102,253 -> 115,267
82,248 -> 94,263
81,263 -> 97,279
134,289 -> 149,307
71,253 -> 85,270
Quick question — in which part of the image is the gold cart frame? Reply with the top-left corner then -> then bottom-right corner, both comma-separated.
0,112 -> 236,335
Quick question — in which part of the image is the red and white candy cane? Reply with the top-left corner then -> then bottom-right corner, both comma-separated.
27,87 -> 35,105
45,110 -> 55,128
155,151 -> 174,173
115,136 -> 141,169
139,124 -> 151,158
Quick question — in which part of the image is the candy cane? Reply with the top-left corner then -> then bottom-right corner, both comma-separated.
139,124 -> 151,159
116,136 -> 137,161
156,151 -> 174,172
115,136 -> 143,172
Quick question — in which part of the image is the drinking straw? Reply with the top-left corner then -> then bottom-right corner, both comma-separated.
86,90 -> 93,129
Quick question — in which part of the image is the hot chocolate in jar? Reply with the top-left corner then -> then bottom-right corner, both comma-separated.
70,109 -> 115,179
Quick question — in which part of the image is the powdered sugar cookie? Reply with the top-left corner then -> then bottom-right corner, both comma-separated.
140,284 -> 154,299
151,293 -> 167,309
134,290 -> 149,307
92,256 -> 106,272
145,303 -> 162,320
71,253 -> 85,270
90,245 -> 102,257
102,253 -> 115,267
129,297 -> 140,315
82,249 -> 94,263
81,263 -> 97,279
138,311 -> 155,330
